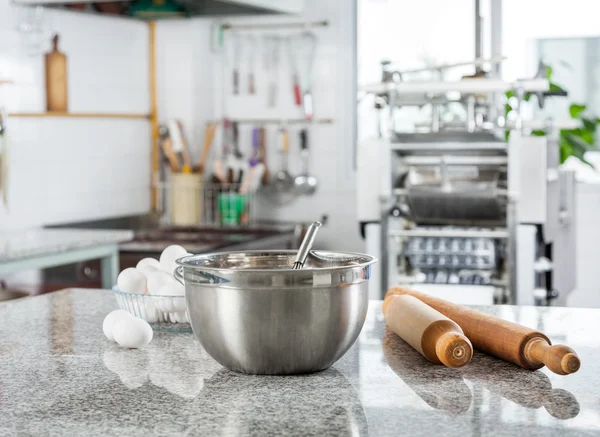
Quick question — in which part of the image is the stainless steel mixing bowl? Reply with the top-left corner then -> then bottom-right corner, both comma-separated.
175,250 -> 377,375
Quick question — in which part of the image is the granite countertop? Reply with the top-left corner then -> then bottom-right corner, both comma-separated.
1,289 -> 599,437
0,229 -> 134,262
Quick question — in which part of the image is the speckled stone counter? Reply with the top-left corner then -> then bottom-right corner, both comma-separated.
0,229 -> 133,261
1,289 -> 599,437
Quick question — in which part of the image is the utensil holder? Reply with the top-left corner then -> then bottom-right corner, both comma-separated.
170,173 -> 203,226
155,180 -> 256,227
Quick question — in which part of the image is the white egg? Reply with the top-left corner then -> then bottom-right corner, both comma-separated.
159,244 -> 188,275
103,309 -> 133,341
158,281 -> 185,297
136,258 -> 160,278
117,268 -> 147,294
113,317 -> 154,349
147,271 -> 178,295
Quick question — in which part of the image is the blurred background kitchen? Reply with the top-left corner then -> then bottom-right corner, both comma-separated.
1,0 -> 599,309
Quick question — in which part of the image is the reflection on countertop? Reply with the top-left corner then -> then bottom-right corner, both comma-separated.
0,289 -> 599,436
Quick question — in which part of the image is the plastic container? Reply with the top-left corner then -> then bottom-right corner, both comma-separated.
218,192 -> 248,225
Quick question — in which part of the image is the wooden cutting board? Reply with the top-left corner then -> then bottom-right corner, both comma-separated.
45,34 -> 68,112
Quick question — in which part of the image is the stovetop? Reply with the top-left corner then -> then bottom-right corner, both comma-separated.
119,225 -> 296,253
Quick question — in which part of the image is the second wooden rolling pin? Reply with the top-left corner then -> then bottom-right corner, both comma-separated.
386,287 -> 581,375
383,294 -> 473,368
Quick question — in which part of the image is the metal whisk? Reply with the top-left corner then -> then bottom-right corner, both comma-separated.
292,221 -> 322,269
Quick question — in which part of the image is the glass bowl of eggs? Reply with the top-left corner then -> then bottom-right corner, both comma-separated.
112,245 -> 192,333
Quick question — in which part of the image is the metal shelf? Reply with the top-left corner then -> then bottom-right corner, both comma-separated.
221,20 -> 329,31
389,228 -> 509,239
8,112 -> 150,120
401,155 -> 508,166
213,118 -> 334,125
391,141 -> 506,152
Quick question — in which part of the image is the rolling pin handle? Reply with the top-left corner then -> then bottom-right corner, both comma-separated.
383,294 -> 473,368
436,332 -> 473,368
525,339 -> 581,375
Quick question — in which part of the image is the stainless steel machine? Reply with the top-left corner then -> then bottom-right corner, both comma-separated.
357,64 -> 577,306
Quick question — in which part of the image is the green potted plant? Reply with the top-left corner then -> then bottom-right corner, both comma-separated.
505,65 -> 600,167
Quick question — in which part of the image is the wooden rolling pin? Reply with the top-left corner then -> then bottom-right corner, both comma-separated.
383,294 -> 473,368
386,287 -> 581,375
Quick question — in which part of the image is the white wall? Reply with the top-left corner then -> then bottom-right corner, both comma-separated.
502,0 -> 600,81
0,5 -> 151,230
155,0 -> 361,251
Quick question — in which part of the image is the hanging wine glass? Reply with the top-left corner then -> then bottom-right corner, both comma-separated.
16,5 -> 54,56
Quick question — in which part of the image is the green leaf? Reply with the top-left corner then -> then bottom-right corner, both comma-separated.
569,103 -> 587,118
565,133 -> 595,153
546,65 -> 553,78
563,136 -> 595,167
560,139 -> 574,164
505,90 -> 515,99
523,92 -> 532,102
582,117 -> 597,132
504,104 -> 512,117
531,130 -> 546,136
581,130 -> 595,145
549,83 -> 566,93
560,128 -> 578,138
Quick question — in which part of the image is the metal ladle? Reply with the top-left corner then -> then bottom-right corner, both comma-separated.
272,127 -> 294,192
292,221 -> 322,269
294,128 -> 318,195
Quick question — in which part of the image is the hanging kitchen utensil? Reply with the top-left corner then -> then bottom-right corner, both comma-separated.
196,122 -> 218,174
286,37 -> 302,108
259,126 -> 270,185
289,32 -> 318,120
263,35 -> 281,107
293,128 -> 318,195
271,126 -> 294,193
230,121 -> 247,185
246,35 -> 256,95
229,33 -> 242,95
292,221 -> 322,269
240,127 -> 262,194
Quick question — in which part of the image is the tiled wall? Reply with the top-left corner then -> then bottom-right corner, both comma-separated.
0,5 -> 151,230
156,0 -> 361,251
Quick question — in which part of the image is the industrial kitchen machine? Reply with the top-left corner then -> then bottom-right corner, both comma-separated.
357,61 -> 577,306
